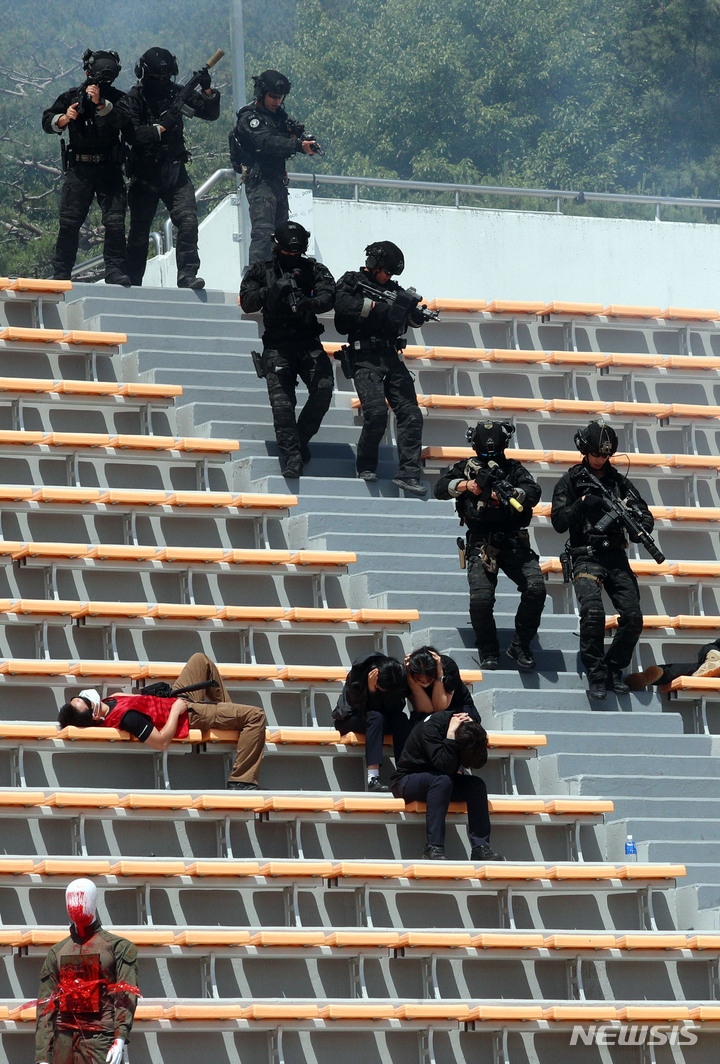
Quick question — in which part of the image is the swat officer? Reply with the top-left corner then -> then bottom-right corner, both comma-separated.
239,220 -> 335,478
434,420 -> 546,670
230,70 -> 321,265
334,240 -> 427,496
121,47 -> 220,288
42,49 -> 129,284
551,420 -> 654,700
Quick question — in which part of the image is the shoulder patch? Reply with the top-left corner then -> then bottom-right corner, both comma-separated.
249,117 -> 260,128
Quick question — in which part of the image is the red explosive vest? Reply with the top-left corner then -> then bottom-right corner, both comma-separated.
103,694 -> 190,739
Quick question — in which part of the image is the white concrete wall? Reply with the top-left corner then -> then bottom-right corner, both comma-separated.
142,189 -> 720,307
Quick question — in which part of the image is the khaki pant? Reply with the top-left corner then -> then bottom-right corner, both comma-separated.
173,653 -> 266,785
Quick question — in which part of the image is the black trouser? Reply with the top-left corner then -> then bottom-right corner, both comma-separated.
263,342 -> 334,467
335,706 -> 411,767
466,534 -> 546,657
126,166 -> 199,284
657,640 -> 720,684
245,174 -> 289,265
392,772 -> 491,848
52,162 -> 127,279
572,549 -> 643,683
353,352 -> 423,478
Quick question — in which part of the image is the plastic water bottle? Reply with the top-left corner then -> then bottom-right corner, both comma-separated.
625,834 -> 637,861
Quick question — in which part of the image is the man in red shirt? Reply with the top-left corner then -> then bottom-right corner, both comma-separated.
58,653 -> 265,789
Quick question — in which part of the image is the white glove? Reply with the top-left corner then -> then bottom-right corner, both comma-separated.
105,1038 -> 126,1064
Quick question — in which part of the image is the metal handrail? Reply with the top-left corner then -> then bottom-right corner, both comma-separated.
156,168 -> 720,255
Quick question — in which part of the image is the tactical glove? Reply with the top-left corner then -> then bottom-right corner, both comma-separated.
198,69 -> 212,90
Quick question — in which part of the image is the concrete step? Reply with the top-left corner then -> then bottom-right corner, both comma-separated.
537,730 -> 714,756
553,751 -> 719,779
87,313 -> 254,341
568,773 -> 720,799
497,708 -> 682,735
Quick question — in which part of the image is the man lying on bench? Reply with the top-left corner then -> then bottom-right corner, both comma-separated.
58,652 -> 265,789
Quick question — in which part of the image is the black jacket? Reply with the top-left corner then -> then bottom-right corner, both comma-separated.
390,709 -> 488,787
551,459 -> 654,551
42,84 -> 127,155
434,454 -> 541,536
240,254 -> 335,345
333,653 -> 406,722
120,82 -> 220,169
334,269 -> 425,345
233,101 -> 303,180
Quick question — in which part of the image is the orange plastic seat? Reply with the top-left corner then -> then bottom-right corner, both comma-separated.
473,932 -> 545,948
320,1002 -> 396,1019
191,793 -> 266,811
52,380 -> 121,395
0,377 -> 56,392
35,859 -> 112,875
540,302 -> 604,316
663,355 -> 720,370
548,864 -> 619,880
330,862 -> 404,879
283,607 -> 353,622
602,305 -> 662,319
118,793 -> 193,809
23,542 -> 90,559
262,795 -> 336,812
109,434 -> 178,450
84,601 -> 149,618
657,307 -> 719,321
0,722 -> 58,737
484,349 -> 549,363
0,430 -> 44,446
543,799 -> 614,814
185,861 -> 262,877
222,548 -> 293,565
62,329 -> 127,345
276,666 -> 349,681
543,399 -> 607,414
397,931 -> 474,948
486,733 -> 546,750
618,1005 -> 691,1022
543,933 -> 617,949
617,864 -> 685,879
216,606 -> 286,621
177,437 -> 240,453
603,401 -> 669,417
486,300 -> 546,314
167,1003 -> 244,1020
31,487 -> 102,503
231,492 -> 298,509
0,661 -> 72,677
117,382 -> 183,398
243,1003 -> 321,1020
110,860 -> 186,876
175,929 -> 253,946
615,934 -> 688,949
7,278 -> 72,294
290,550 -> 357,566
0,790 -> 46,806
164,491 -> 234,508
351,608 -> 418,623
544,1005 -> 619,1021
98,489 -> 170,506
467,1004 -> 543,1021
147,603 -> 218,620
0,327 -> 65,343
599,352 -> 665,368
44,432 -> 114,448
250,930 -> 327,947
547,351 -> 606,366
46,792 -> 120,808
325,930 -> 402,947
259,860 -> 334,877
87,544 -> 158,561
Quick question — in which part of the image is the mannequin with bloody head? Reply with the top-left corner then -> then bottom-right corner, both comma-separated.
35,877 -> 139,1064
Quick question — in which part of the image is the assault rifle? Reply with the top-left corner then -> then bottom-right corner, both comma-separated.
286,116 -> 325,155
159,48 -> 224,128
577,468 -> 665,564
286,269 -> 305,313
353,277 -> 440,329
465,458 -> 524,512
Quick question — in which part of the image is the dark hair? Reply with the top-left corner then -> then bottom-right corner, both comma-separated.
58,702 -> 94,729
455,721 -> 488,769
374,658 -> 406,694
346,655 -> 406,712
407,646 -> 440,679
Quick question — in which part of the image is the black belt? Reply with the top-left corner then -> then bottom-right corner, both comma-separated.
74,153 -> 108,163
351,337 -> 405,351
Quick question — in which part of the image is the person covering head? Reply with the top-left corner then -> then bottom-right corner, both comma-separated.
466,419 -> 516,458
574,419 -> 618,459
254,69 -> 291,99
272,220 -> 310,255
365,240 -> 405,275
82,48 -> 122,83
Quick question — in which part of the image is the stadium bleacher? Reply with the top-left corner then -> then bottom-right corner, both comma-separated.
1,281 -> 719,1064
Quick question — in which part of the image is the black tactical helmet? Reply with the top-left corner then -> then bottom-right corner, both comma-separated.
135,47 -> 179,80
365,241 -> 404,275
466,419 -> 515,457
272,221 -> 310,254
82,49 -> 122,83
574,419 -> 618,458
253,69 -> 291,99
